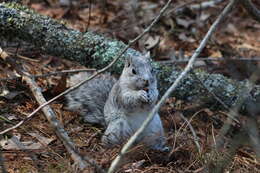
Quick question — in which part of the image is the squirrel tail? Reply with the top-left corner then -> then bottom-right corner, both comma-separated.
66,72 -> 116,126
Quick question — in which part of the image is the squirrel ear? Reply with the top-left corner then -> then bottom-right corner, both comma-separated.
144,52 -> 151,59
125,56 -> 132,67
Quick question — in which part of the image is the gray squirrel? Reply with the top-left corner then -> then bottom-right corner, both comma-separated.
66,53 -> 167,151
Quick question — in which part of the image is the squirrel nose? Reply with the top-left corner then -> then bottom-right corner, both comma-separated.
144,80 -> 149,87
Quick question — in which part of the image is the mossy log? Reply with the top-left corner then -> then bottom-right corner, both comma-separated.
0,2 -> 259,111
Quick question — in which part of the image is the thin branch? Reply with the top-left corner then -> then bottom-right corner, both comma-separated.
8,51 -> 40,62
7,135 -> 42,171
179,113 -> 201,153
239,0 -> 260,22
0,68 -> 96,81
158,56 -> 260,64
190,0 -> 224,10
166,0 -> 199,16
0,0 -> 171,135
170,110 -> 198,156
22,74 -> 102,171
85,0 -> 92,32
108,0 -> 237,172
211,124 -> 217,149
190,70 -> 240,124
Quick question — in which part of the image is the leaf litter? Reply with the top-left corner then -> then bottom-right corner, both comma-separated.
0,0 -> 259,172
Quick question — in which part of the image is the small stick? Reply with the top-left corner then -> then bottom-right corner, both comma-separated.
179,113 -> 201,153
190,0 -> 224,10
0,68 -> 96,81
158,56 -> 260,64
7,51 -> 40,62
23,73 -> 104,172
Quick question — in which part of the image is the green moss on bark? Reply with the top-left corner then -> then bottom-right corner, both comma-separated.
0,2 -> 259,111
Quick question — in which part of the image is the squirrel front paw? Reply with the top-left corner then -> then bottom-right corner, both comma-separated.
138,90 -> 149,103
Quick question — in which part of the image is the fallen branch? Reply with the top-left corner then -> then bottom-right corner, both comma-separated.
108,0 -> 238,172
0,68 -> 96,81
22,73 -> 100,171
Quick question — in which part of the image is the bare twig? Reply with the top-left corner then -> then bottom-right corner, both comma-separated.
239,0 -> 260,22
190,0 -> 224,10
166,0 -> 198,16
8,51 -> 40,62
22,74 -> 104,171
0,68 -> 96,81
190,70 -> 240,124
158,56 -> 260,64
85,0 -> 92,32
170,111 -> 198,155
179,113 -> 201,153
211,124 -> 217,149
108,0 -> 238,172
7,135 -> 42,171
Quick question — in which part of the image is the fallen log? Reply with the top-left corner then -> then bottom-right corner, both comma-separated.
0,2 -> 259,111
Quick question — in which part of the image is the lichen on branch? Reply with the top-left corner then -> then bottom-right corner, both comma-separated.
0,2 -> 259,110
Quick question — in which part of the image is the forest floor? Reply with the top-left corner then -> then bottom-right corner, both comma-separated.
0,0 -> 260,172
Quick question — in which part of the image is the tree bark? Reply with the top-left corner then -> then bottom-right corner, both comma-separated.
0,2 -> 259,110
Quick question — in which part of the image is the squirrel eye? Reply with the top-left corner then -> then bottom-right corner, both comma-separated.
132,68 -> 137,75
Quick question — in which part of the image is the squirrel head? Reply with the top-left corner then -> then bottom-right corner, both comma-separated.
120,52 -> 157,91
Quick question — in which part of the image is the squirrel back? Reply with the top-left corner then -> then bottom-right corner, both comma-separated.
66,72 -> 116,126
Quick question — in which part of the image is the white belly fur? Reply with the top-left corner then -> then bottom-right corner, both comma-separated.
126,111 -> 163,137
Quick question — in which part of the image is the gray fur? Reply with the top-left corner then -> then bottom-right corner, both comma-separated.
66,54 -> 167,150
66,72 -> 116,126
